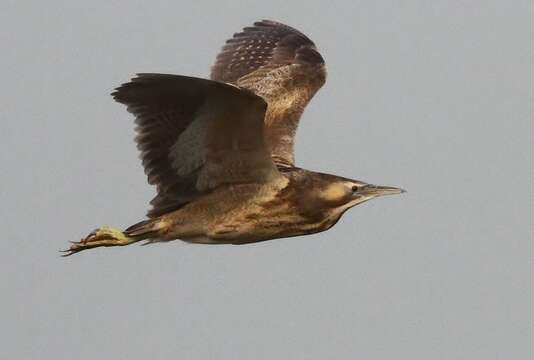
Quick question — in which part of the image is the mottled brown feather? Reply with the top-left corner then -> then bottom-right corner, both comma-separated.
112,74 -> 280,217
211,20 -> 327,167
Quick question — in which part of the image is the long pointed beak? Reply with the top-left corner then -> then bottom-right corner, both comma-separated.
361,184 -> 406,197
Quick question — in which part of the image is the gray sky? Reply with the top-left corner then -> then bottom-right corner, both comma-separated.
2,1 -> 533,359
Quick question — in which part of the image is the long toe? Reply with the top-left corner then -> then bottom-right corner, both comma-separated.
61,226 -> 132,256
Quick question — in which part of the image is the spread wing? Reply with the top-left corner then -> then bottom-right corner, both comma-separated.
211,20 -> 327,167
112,74 -> 280,218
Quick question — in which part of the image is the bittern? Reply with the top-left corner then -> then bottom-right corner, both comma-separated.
63,20 -> 404,256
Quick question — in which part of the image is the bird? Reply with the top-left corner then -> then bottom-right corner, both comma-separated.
62,20 -> 405,256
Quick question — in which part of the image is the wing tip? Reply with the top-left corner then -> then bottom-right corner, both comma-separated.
111,74 -> 182,104
211,19 -> 325,83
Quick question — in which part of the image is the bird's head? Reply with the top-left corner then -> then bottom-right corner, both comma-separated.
314,175 -> 405,214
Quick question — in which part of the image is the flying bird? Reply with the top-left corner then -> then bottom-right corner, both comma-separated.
63,20 -> 404,256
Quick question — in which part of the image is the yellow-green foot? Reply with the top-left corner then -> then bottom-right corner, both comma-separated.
62,226 -> 136,256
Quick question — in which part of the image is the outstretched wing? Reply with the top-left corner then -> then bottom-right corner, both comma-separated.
211,20 -> 327,167
112,74 -> 280,218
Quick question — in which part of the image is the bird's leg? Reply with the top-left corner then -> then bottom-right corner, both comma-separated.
61,226 -> 141,256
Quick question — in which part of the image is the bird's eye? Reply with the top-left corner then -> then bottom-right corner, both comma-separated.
351,185 -> 359,193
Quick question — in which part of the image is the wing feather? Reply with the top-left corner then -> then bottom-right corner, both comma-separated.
112,74 -> 279,217
211,20 -> 327,166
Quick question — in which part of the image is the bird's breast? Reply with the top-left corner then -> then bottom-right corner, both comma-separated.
207,182 -> 340,244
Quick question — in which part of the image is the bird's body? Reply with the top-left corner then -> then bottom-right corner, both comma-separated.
63,20 -> 404,256
154,170 -> 356,245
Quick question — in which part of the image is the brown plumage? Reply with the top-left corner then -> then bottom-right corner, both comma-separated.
211,20 -> 326,166
63,20 -> 404,256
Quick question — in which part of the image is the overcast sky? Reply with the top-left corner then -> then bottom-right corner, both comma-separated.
2,1 -> 533,359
